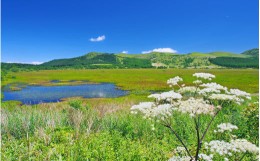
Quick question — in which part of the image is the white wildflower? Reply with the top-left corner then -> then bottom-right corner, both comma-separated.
148,91 -> 182,102
177,98 -> 215,117
198,88 -> 221,96
167,76 -> 183,86
168,156 -> 192,161
209,94 -> 236,101
193,73 -> 215,80
230,139 -> 259,154
178,86 -> 197,94
214,123 -> 238,133
198,153 -> 213,161
205,139 -> 259,156
200,82 -> 228,92
229,89 -> 251,100
209,94 -> 244,104
130,102 -> 155,118
193,80 -> 202,84
205,140 -> 233,156
151,104 -> 174,119
131,102 -> 175,121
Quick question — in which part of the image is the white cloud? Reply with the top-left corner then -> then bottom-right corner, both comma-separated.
6,61 -> 44,65
89,35 -> 106,42
122,51 -> 128,54
31,61 -> 44,65
142,48 -> 177,54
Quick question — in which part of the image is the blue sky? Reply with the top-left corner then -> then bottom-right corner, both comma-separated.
2,0 -> 259,63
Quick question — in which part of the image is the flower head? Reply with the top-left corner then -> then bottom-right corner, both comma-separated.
167,76 -> 183,86
214,123 -> 238,133
148,91 -> 182,102
177,98 -> 215,117
193,73 -> 215,80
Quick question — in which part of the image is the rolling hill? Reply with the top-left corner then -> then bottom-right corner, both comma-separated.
2,49 -> 259,73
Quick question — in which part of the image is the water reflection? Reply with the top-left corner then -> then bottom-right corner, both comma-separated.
3,83 -> 128,104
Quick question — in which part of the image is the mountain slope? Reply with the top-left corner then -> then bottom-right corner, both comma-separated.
241,48 -> 259,57
2,48 -> 258,72
42,52 -> 152,69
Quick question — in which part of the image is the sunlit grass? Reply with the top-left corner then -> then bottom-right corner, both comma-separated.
3,69 -> 259,93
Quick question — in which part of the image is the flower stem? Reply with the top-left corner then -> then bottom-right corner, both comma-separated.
194,117 -> 201,161
165,124 -> 193,160
200,109 -> 221,142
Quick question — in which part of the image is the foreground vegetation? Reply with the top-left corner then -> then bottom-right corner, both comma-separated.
1,69 -> 259,160
1,95 -> 259,160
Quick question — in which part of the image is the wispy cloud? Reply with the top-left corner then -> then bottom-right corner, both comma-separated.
6,61 -> 44,65
142,48 -> 177,54
121,51 -> 128,54
89,35 -> 106,42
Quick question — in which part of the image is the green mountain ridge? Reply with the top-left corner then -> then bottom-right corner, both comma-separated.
2,49 -> 259,72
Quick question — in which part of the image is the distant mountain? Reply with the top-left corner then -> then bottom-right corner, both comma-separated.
208,49 -> 259,68
2,48 -> 258,72
241,48 -> 259,57
42,52 -> 152,69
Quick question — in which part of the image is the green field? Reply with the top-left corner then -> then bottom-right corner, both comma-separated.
1,69 -> 259,160
3,69 -> 259,93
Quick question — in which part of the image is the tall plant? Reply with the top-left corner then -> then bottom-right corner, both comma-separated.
130,73 -> 258,161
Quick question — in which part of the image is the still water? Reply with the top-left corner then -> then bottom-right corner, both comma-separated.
3,83 -> 128,104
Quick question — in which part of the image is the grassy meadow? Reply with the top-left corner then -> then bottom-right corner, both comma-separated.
1,69 -> 259,160
3,69 -> 259,93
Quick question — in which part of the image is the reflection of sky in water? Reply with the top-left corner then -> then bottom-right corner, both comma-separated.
3,83 -> 128,104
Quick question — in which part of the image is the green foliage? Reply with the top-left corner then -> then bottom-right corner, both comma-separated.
68,99 -> 83,110
1,95 -> 259,160
241,48 -> 259,57
241,101 -> 259,144
209,57 -> 258,68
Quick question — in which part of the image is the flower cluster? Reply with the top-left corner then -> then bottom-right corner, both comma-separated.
205,139 -> 259,156
229,89 -> 251,100
198,153 -> 213,161
168,156 -> 192,161
209,94 -> 244,104
193,73 -> 215,80
130,102 -> 154,117
130,102 -> 174,120
198,88 -> 220,96
230,139 -> 259,154
177,98 -> 215,117
178,86 -> 197,94
167,76 -> 183,86
205,140 -> 234,156
214,123 -> 238,133
148,91 -> 182,102
131,72 -> 257,160
200,82 -> 228,92
193,79 -> 202,84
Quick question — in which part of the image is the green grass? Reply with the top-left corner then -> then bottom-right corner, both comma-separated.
1,96 -> 259,160
3,69 -> 259,93
189,52 -> 250,58
208,52 -> 250,58
1,69 -> 259,160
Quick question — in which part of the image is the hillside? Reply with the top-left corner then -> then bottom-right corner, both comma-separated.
241,48 -> 259,57
42,52 -> 152,69
2,49 -> 258,73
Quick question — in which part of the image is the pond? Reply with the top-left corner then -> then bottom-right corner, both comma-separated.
2,83 -> 128,104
